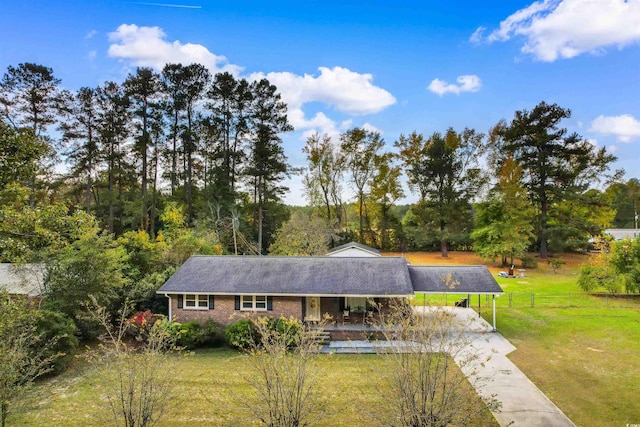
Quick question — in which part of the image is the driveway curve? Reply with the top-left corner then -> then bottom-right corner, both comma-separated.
413,306 -> 576,427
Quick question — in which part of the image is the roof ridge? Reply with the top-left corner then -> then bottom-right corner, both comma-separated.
188,255 -> 406,259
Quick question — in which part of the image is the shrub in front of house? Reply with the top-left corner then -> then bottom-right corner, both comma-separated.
200,319 -> 225,347
225,319 -> 258,350
225,317 -> 303,351
154,319 -> 225,350
175,321 -> 202,348
266,316 -> 303,349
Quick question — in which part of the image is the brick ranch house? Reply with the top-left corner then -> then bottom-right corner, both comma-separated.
157,243 -> 504,335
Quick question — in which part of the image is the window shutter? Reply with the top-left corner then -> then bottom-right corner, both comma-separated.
267,296 -> 273,311
208,295 -> 215,310
339,297 -> 345,311
177,294 -> 183,309
234,296 -> 240,310
301,297 -> 306,319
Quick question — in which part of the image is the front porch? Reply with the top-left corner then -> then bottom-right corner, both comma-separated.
312,307 -> 493,353
303,296 -> 398,324
302,296 -> 399,340
310,322 -> 390,341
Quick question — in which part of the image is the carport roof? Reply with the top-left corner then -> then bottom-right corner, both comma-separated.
409,265 -> 503,294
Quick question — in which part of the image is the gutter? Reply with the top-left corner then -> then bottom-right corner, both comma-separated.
164,293 -> 172,321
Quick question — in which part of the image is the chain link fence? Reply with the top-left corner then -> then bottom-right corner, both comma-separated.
414,293 -> 640,309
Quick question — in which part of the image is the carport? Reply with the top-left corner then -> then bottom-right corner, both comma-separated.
408,266 -> 504,331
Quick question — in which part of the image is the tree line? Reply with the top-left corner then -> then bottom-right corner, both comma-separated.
1,61 -> 638,266
298,102 -> 629,263
1,62 -> 291,255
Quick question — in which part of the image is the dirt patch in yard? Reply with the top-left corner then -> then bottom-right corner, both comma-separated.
384,251 -> 595,273
384,251 -> 487,266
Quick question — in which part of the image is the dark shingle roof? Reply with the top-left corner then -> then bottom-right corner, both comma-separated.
158,256 -> 413,296
327,242 -> 381,256
409,266 -> 503,294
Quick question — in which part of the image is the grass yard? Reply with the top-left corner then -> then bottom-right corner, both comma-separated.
384,251 -> 640,427
481,307 -> 640,427
18,251 -> 640,427
17,349 -> 498,427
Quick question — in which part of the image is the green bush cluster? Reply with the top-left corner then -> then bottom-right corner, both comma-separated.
0,295 -> 79,377
266,316 -> 302,348
579,237 -> 640,294
35,309 -> 79,374
224,317 -> 303,351
224,319 -> 257,350
159,319 -> 225,349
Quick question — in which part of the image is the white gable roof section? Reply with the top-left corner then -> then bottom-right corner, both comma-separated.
327,242 -> 381,257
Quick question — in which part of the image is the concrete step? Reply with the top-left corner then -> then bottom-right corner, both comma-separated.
312,331 -> 331,346
317,340 -> 418,354
319,345 -> 378,354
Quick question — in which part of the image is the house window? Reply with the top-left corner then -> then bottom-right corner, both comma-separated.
241,295 -> 268,311
185,294 -> 208,309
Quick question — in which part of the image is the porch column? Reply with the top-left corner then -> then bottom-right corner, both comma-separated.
492,294 -> 496,332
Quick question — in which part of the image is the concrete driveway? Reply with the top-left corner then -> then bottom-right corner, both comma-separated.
413,306 -> 576,427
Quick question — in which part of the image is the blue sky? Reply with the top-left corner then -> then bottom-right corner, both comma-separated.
2,0 -> 639,204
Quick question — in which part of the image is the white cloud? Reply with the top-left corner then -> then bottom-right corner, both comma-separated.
289,109 -> 342,141
106,25 -> 397,138
607,145 -> 618,153
250,66 -> 396,115
107,24 -> 243,74
87,50 -> 97,61
339,120 -> 353,131
85,30 -> 97,39
362,122 -> 383,134
590,114 -> 640,142
480,0 -> 640,61
428,75 -> 482,96
469,26 -> 486,45
486,0 -> 555,43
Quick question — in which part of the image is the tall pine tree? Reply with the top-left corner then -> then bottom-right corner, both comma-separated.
245,79 -> 293,253
497,102 -> 616,258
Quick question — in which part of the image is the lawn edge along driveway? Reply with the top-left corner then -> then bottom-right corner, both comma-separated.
416,307 -> 576,427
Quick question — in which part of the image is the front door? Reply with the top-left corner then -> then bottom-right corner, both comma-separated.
305,296 -> 321,322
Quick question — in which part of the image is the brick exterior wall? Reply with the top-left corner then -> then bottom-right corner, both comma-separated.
169,295 -> 303,325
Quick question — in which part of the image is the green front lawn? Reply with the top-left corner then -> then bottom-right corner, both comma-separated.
483,306 -> 640,427
18,349 -> 498,426
406,251 -> 640,426
493,260 -> 640,426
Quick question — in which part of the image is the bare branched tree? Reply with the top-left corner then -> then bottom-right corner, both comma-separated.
84,297 -> 177,427
236,316 -> 327,427
374,301 -> 499,427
